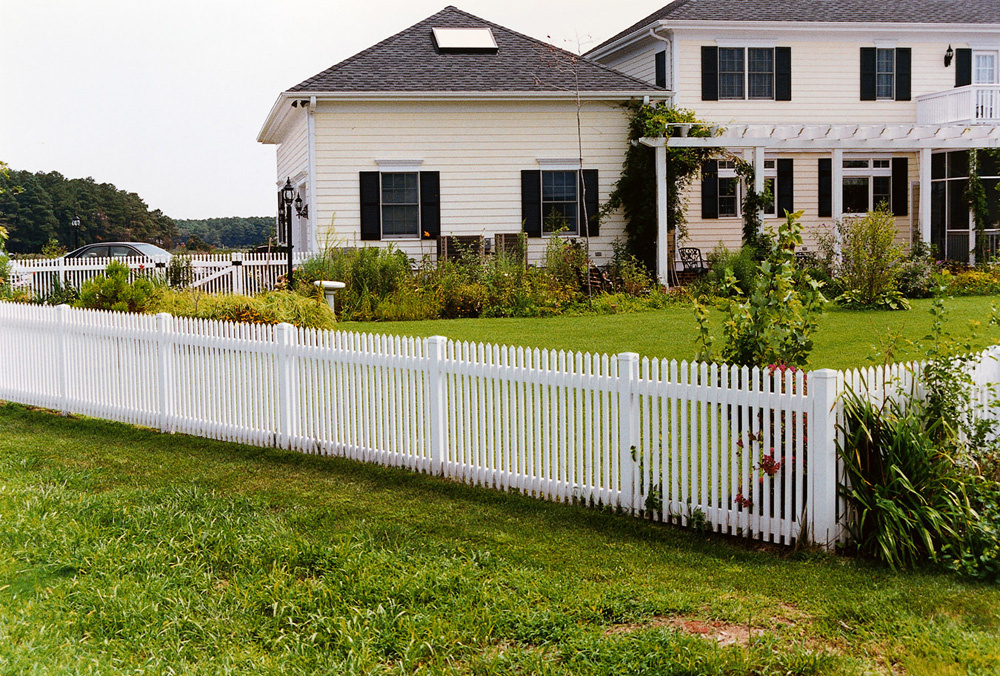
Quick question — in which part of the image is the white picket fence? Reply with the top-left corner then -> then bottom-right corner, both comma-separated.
0,301 -> 997,549
10,252 -> 312,297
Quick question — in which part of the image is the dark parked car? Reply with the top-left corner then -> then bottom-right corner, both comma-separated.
64,242 -> 172,261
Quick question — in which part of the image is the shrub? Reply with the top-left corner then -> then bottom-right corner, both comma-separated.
694,210 -> 827,368
440,282 -> 488,319
543,233 -> 587,292
153,288 -> 336,330
833,208 -> 906,309
942,268 -> 1000,296
705,244 -> 758,296
898,240 -> 938,299
607,241 -> 654,296
77,261 -> 158,313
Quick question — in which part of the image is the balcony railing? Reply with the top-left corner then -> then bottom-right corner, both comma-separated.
917,85 -> 1000,125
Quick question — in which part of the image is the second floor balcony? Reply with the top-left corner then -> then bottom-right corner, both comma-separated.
917,85 -> 1000,125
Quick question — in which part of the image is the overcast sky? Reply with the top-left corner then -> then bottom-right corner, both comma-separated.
1,0 -> 664,219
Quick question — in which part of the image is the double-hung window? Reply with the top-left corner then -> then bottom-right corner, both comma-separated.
703,46 -> 790,102
359,168 -> 440,242
541,170 -> 579,235
875,48 -> 895,100
842,157 -> 892,215
380,172 -> 420,238
718,48 -> 774,100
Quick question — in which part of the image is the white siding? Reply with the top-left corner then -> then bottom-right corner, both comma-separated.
602,37 -> 663,87
276,111 -> 309,185
674,37 -> 962,125
310,99 -> 633,263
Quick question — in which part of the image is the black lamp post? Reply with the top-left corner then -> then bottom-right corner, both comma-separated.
71,215 -> 81,249
281,178 -> 295,285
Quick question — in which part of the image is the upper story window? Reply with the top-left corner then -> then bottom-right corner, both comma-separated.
701,46 -> 791,102
860,47 -> 910,101
717,48 -> 774,100
876,49 -> 895,100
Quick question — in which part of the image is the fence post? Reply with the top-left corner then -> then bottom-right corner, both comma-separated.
232,252 -> 244,296
425,335 -> 448,477
275,323 -> 297,450
56,304 -> 70,416
617,352 -> 640,514
57,257 -> 65,290
809,369 -> 840,550
155,313 -> 175,433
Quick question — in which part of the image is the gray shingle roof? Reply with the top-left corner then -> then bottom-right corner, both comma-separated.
591,0 -> 1000,55
289,6 -> 662,94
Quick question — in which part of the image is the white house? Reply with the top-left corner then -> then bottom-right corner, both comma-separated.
257,6 -> 668,264
586,0 -> 1000,281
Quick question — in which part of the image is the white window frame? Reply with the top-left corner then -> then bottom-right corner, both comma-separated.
717,159 -> 778,219
379,172 -> 422,240
541,169 -> 580,236
875,48 -> 896,101
842,156 -> 893,216
717,47 -> 776,101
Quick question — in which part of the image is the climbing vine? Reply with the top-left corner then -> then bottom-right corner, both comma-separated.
734,158 -> 774,259
603,102 -> 717,271
967,149 -> 1000,264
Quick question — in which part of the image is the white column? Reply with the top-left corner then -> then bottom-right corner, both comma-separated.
655,144 -> 670,288
753,146 -> 766,222
920,148 -> 933,245
831,149 -> 844,223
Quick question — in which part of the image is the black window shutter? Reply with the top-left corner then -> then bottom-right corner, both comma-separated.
521,170 -> 542,238
818,159 -> 832,218
701,160 -> 719,220
701,46 -> 719,101
655,51 -> 667,89
419,172 -> 440,240
895,48 -> 911,101
956,48 -> 972,87
860,47 -> 877,101
775,47 -> 792,101
359,171 -> 381,241
580,170 -> 600,237
892,158 -> 909,217
776,158 -> 794,216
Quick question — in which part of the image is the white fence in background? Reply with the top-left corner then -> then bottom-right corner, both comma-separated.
10,253 -> 312,297
0,301 -> 997,549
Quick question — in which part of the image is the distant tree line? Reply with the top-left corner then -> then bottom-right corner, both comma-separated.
0,169 -> 178,254
174,217 -> 275,250
0,167 -> 276,254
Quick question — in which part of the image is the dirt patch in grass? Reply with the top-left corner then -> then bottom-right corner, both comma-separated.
606,616 -> 764,647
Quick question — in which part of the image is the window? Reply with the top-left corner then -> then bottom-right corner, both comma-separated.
718,48 -> 774,100
359,170 -> 439,242
541,171 -> 579,234
842,157 -> 892,215
876,48 -> 895,100
716,159 -> 778,218
380,172 -> 420,238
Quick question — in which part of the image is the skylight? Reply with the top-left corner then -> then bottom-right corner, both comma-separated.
432,27 -> 498,52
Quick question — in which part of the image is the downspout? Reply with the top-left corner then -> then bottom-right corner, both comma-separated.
307,95 -> 319,253
648,25 -> 672,91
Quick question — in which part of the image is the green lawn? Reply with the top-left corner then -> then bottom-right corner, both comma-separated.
0,404 -> 997,675
340,297 -> 999,371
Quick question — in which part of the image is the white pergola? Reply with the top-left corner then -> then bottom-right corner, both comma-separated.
640,124 -> 1000,286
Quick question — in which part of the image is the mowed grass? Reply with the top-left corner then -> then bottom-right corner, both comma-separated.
0,405 -> 998,675
340,297 -> 1000,371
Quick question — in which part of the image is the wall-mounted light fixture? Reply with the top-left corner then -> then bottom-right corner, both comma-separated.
294,193 -> 308,219
945,45 -> 954,67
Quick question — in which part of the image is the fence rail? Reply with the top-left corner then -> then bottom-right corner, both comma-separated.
10,252 -> 312,297
1,301 -> 997,550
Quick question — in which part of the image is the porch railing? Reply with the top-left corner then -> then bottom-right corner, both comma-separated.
917,85 -> 1000,125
